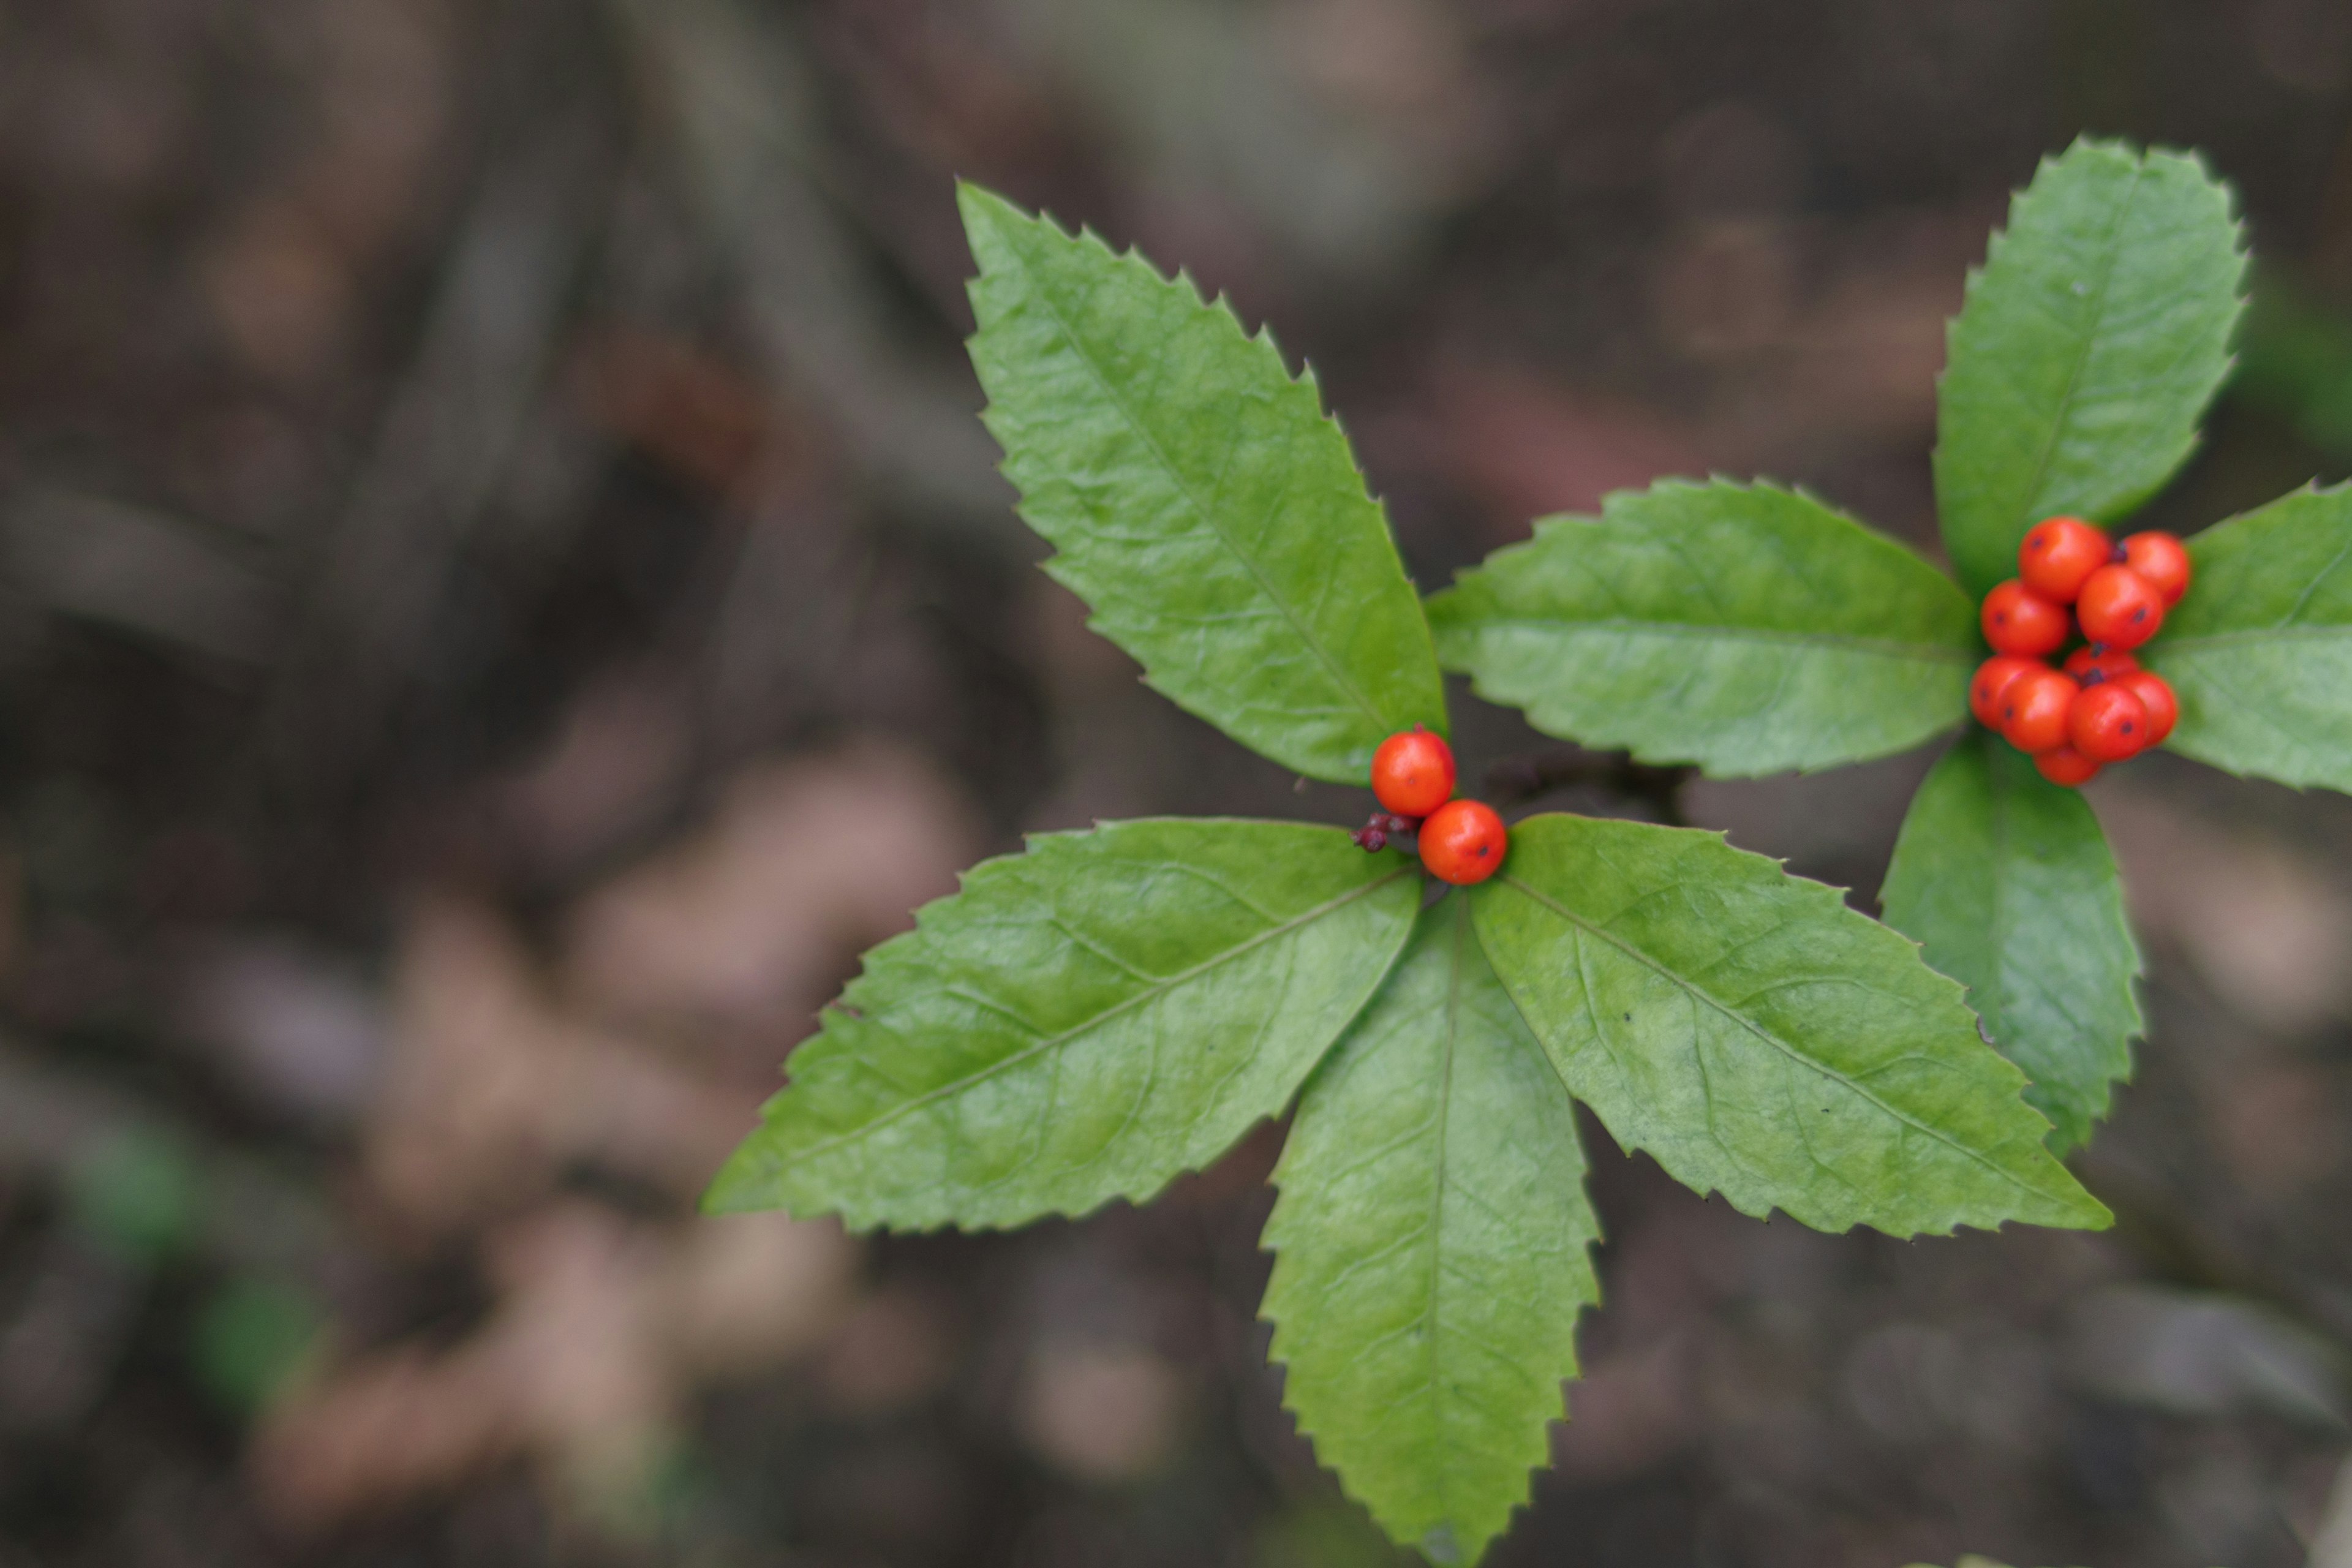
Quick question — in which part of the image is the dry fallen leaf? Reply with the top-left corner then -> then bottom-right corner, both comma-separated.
1019,1341 -> 1187,1484
489,665 -> 696,873
561,739 -> 978,1051
254,1202 -> 855,1530
273,739 -> 987,1528
815,1288 -> 959,1417
1395,359 -> 1711,540
2095,786 -> 2352,1035
365,893 -> 753,1235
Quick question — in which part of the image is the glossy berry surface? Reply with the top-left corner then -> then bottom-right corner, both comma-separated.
2069,681 -> 2151,763
1370,727 -> 1455,818
1981,580 -> 2071,657
1970,655 -> 2043,729
2000,667 -> 2078,754
2119,531 -> 2192,605
1419,799 -> 1506,886
2075,564 -> 2165,649
2062,646 -> 2138,682
2117,670 -> 2178,747
2018,516 -> 2111,603
2035,746 -> 2100,787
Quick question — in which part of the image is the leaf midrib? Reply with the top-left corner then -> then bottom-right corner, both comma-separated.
1419,898 -> 1464,1524
993,219 -> 1392,734
776,865 -> 1415,1171
1456,616 -> 1973,663
1494,871 -> 2054,1208
2155,624 -> 2352,651
1984,741 -> 2019,1046
2004,156 -> 2143,534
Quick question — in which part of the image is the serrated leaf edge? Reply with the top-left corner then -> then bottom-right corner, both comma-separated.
1483,820 -> 2106,1237
1427,476 -> 1976,777
2008,778 -> 2145,1148
956,181 -> 1449,777
1932,135 -> 2250,575
704,817 -> 1422,1232
2144,478 -> 2352,792
1434,474 -> 1975,664
1260,895 -> 1599,1563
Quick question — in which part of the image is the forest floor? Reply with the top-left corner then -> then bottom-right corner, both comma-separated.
4,1 -> 2352,1564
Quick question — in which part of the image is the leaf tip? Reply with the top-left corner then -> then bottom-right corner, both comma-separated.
954,178 -> 1031,245
698,1151 -> 770,1217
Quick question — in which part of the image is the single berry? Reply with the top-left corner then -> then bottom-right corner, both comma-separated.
2018,516 -> 2111,603
2000,666 -> 2078,754
1970,655 -> 2043,729
1981,579 -> 2071,657
2035,746 -> 2100,787
2116,669 -> 2177,747
2119,531 -> 2192,605
2062,645 -> 2138,682
1371,726 -> 1455,818
1419,799 -> 1506,886
2068,680 -> 2150,763
2075,564 -> 2165,650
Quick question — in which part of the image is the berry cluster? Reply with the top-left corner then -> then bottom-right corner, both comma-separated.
1972,518 -> 2190,787
1352,728 -> 1507,885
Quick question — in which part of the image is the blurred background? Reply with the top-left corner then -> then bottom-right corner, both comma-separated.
7,1 -> 2352,1564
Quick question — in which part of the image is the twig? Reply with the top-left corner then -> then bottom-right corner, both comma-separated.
1485,748 -> 1692,825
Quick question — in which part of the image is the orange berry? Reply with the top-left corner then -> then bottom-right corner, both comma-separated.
1970,655 -> 2043,729
1419,799 -> 1506,886
2035,746 -> 2100,787
2019,516 -> 2111,603
2119,532 -> 2192,605
1371,727 -> 1456,818
1981,580 -> 2071,657
2068,680 -> 2151,763
2116,669 -> 2177,747
2076,564 -> 2165,650
2000,666 -> 2078,754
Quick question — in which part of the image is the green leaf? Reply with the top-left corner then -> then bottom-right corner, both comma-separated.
2233,274 -> 2352,458
1935,139 -> 2245,598
1263,896 -> 1599,1566
1471,815 -> 2109,1236
1880,733 -> 2141,1153
1426,480 -> 1975,776
67,1129 -> 203,1264
705,819 -> 1420,1229
2144,484 -> 2352,791
192,1276 -> 323,1415
959,183 -> 1448,783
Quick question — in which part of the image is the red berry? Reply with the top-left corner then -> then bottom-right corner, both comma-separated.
2068,680 -> 2150,763
2000,667 -> 2078,754
2062,645 -> 2138,682
2116,669 -> 2177,747
2035,746 -> 2101,787
2018,516 -> 2111,603
1371,727 -> 1455,817
1981,580 -> 2071,657
1970,655 -> 2043,729
2119,532 -> 2192,606
2076,565 -> 2165,650
1419,799 -> 1506,886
